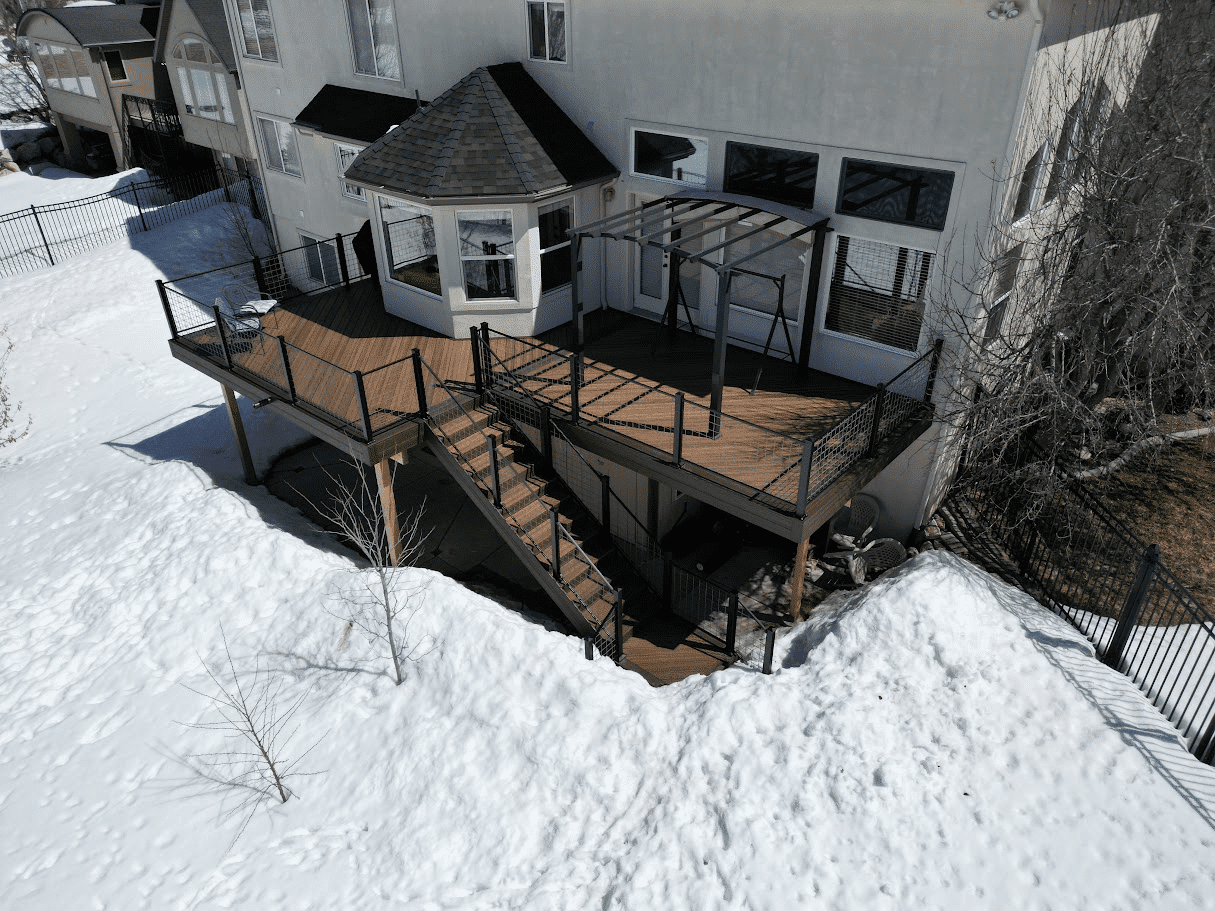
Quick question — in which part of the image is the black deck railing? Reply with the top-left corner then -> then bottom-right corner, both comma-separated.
955,473 -> 1215,765
0,166 -> 263,279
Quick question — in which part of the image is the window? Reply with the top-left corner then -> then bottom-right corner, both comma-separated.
528,1 -> 566,62
723,141 -> 818,209
838,159 -> 954,230
257,117 -> 301,176
984,243 -> 1022,346
34,42 -> 97,98
538,199 -> 572,293
381,199 -> 441,295
103,50 -> 127,82
824,235 -> 932,352
458,211 -> 516,299
347,0 -> 400,80
335,144 -> 365,199
236,0 -> 278,62
1011,143 -> 1047,221
300,233 -> 342,286
173,40 -> 234,123
1045,80 -> 1111,204
632,129 -> 708,187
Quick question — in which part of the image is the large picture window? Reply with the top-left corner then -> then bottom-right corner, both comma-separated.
381,199 -> 441,295
723,141 -> 818,209
347,0 -> 400,80
257,116 -> 301,176
236,0 -> 278,62
528,1 -> 566,62
35,43 -> 97,98
174,39 -> 235,123
458,211 -> 516,300
633,129 -> 708,188
538,199 -> 572,293
824,235 -> 932,352
838,159 -> 955,230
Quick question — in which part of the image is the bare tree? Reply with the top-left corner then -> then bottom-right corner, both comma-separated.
0,329 -> 29,450
320,461 -> 431,686
936,0 -> 1215,513
174,632 -> 319,840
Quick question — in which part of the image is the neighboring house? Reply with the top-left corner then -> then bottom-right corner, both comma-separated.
155,0 -> 1160,678
18,1 -> 170,171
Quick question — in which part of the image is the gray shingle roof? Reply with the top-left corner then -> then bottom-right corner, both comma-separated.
345,62 -> 617,199
26,4 -> 159,48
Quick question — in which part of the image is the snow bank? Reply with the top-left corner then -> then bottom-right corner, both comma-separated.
1,192 -> 1213,911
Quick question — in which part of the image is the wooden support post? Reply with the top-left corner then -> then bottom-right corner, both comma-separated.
788,535 -> 812,621
221,384 -> 257,486
709,268 -> 731,436
374,458 -> 402,567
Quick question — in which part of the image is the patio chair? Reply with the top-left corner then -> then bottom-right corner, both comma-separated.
826,493 -> 880,550
214,283 -> 276,353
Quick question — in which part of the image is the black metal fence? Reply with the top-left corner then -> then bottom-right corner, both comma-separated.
0,166 -> 265,279
956,477 -> 1215,765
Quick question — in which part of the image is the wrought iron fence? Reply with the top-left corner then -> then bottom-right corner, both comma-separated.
956,477 -> 1215,765
0,166 -> 264,279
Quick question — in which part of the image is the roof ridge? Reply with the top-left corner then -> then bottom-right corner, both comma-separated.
425,73 -> 479,195
480,70 -> 539,195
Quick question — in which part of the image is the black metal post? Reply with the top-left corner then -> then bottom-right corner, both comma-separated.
480,322 -> 492,389
132,184 -> 149,232
762,627 -> 776,675
614,591 -> 624,658
866,384 -> 887,458
550,509 -> 562,581
1103,545 -> 1161,671
662,553 -> 673,610
584,638 -> 594,661
600,473 -> 612,532
277,336 -> 296,402
672,392 -> 685,466
924,337 -> 944,402
796,439 -> 814,518
252,256 -> 269,298
797,225 -> 829,377
335,232 -> 351,286
353,370 -> 373,442
211,305 -> 233,369
569,353 -> 581,423
726,593 -> 739,655
30,206 -> 54,266
1194,707 -> 1215,765
470,325 -> 485,394
411,348 -> 427,417
540,406 -> 554,469
157,280 -> 177,338
488,436 -> 503,508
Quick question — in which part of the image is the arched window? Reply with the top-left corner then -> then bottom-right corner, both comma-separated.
172,38 -> 234,124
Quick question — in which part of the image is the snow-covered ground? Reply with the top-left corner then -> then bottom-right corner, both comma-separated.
1,174 -> 1215,910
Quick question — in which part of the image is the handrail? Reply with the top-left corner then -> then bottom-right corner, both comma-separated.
416,356 -> 618,627
814,344 -> 935,443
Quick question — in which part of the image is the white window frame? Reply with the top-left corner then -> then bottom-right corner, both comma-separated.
334,144 -> 365,199
1011,141 -> 1049,222
380,198 -> 442,298
346,0 -> 401,81
537,197 -> 573,295
630,127 -> 709,189
257,116 -> 302,177
527,1 -> 567,63
234,0 -> 279,63
457,209 -> 518,301
35,42 -> 97,98
173,39 -> 235,124
299,232 -> 342,286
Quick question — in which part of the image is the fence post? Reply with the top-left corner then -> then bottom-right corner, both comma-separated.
924,338 -> 944,402
353,370 -> 373,442
480,322 -> 492,389
662,553 -> 673,610
569,353 -> 581,423
866,384 -> 887,458
131,184 -> 149,232
762,627 -> 776,674
1194,708 -> 1215,765
470,325 -> 485,394
1103,544 -> 1160,671
252,256 -> 269,298
726,592 -> 739,655
584,638 -> 594,661
550,509 -> 562,581
411,348 -> 427,417
540,406 -> 554,469
29,206 -> 54,266
334,232 -> 351,287
600,473 -> 612,532
796,439 -> 814,517
614,590 -> 624,659
488,436 -> 503,508
277,336 -> 296,403
211,305 -> 233,369
672,392 -> 685,466
156,280 -> 178,338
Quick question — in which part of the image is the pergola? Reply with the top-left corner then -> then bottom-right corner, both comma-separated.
568,190 -> 832,420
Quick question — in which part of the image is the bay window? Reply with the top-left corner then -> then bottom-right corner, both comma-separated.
381,199 -> 441,295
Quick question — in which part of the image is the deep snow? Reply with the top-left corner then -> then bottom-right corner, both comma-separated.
1,174 -> 1214,910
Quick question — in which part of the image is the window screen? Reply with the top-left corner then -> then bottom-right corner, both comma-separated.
824,235 -> 931,351
838,159 -> 954,230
